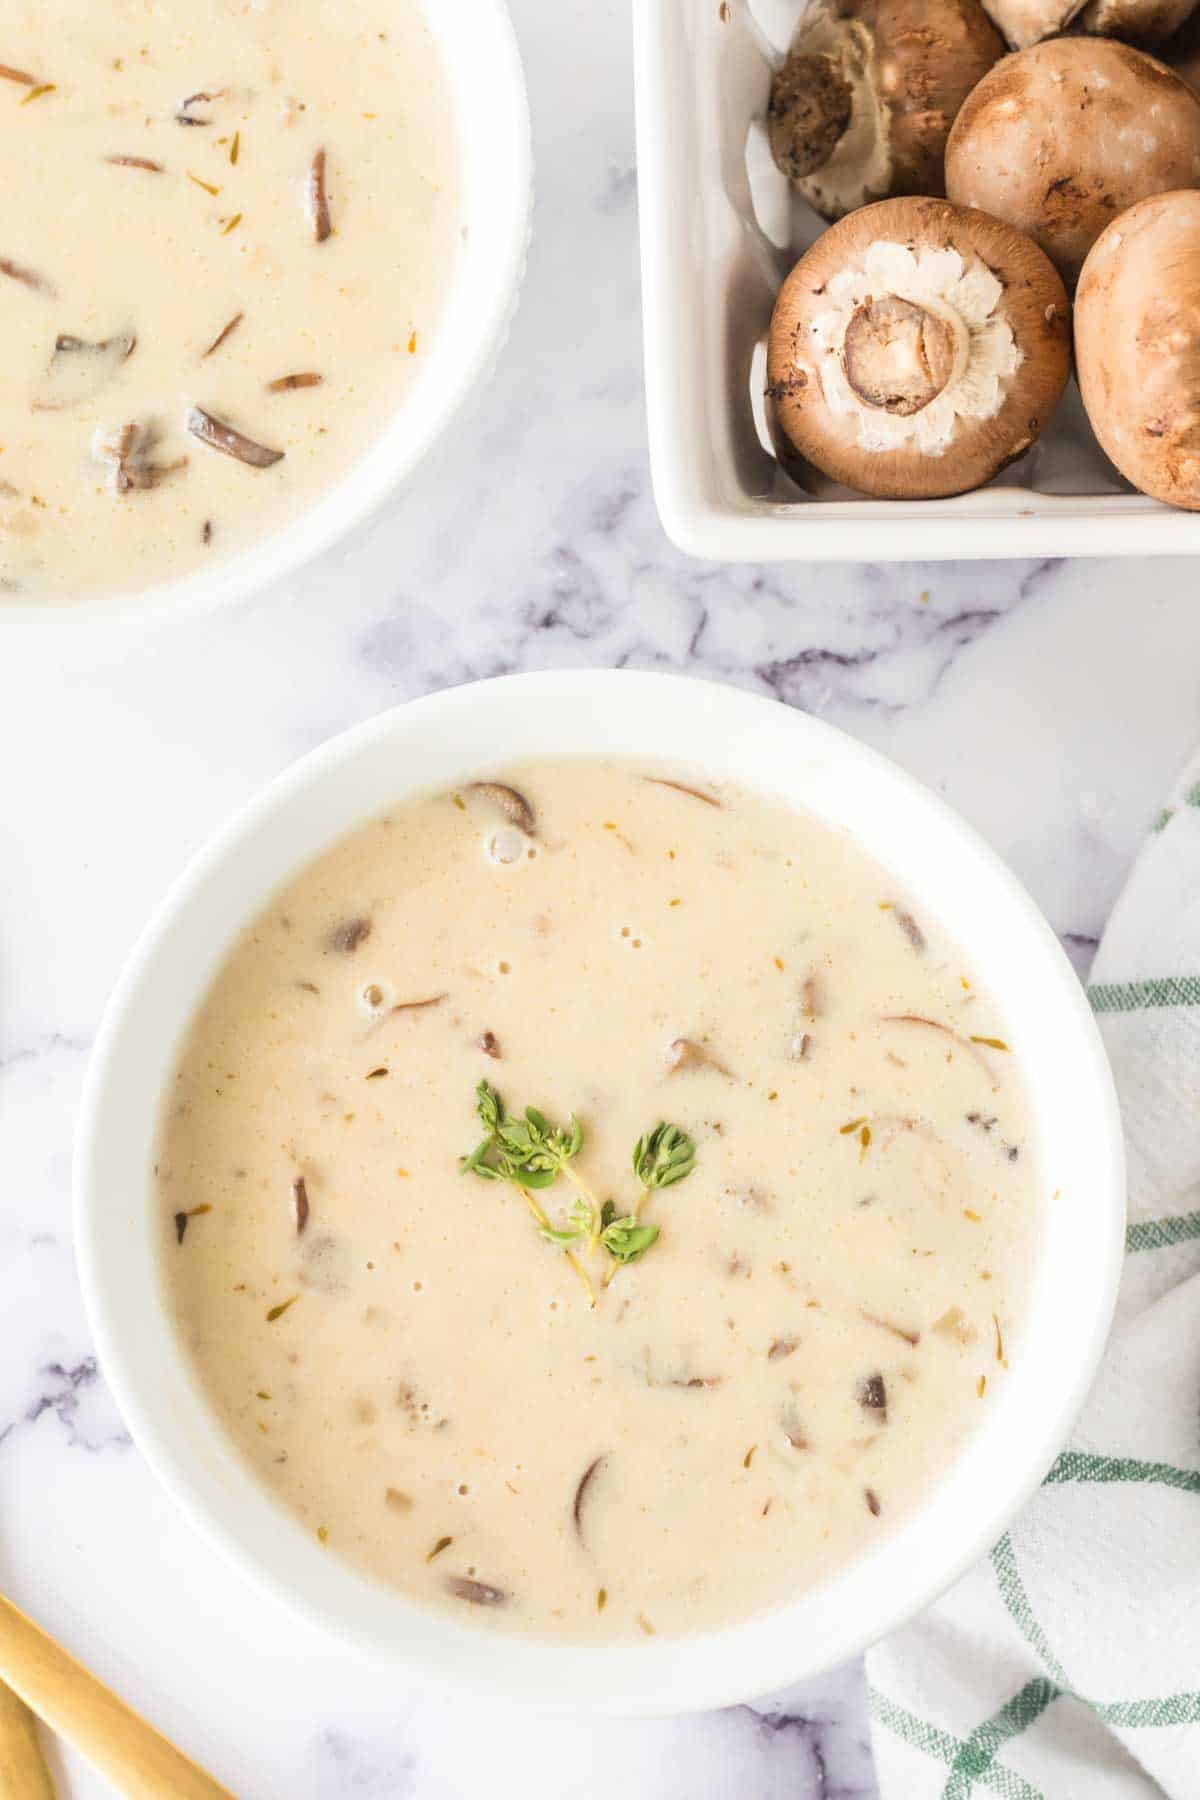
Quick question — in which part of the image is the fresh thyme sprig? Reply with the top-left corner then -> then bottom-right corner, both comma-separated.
462,1082 -> 583,1191
460,1081 -> 697,1288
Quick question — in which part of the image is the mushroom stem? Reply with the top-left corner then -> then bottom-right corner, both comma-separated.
842,296 -> 967,416
767,0 -> 1004,218
768,52 -> 854,179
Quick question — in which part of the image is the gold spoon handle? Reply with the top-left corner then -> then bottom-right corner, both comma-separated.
0,1594 -> 234,1800
0,1678 -> 56,1799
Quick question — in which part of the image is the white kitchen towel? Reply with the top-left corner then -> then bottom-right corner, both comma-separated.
867,763 -> 1200,1800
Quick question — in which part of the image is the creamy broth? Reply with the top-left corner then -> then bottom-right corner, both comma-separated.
159,760 -> 1039,1642
0,0 -> 459,603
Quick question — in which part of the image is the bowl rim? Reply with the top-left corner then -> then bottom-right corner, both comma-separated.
74,670 -> 1126,1713
1,0 -> 532,650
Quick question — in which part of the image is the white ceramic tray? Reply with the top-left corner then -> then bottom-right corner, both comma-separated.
633,0 -> 1200,560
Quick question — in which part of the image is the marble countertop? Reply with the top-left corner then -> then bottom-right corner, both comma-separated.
2,2 -> 1196,1794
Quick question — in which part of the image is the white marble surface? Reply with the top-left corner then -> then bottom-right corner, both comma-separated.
2,2 -> 1199,1795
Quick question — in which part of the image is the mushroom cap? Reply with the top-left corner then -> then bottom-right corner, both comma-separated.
773,0 -> 1004,219
1165,6 -> 1200,94
979,0 -> 1082,50
766,196 -> 1071,500
1079,0 -> 1199,43
1075,189 -> 1200,510
859,0 -> 1005,194
945,39 -> 1200,286
980,0 -> 1195,48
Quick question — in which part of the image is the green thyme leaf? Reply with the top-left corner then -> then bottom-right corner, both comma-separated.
514,1164 -> 560,1190
539,1224 -> 586,1247
497,1119 -> 535,1155
460,1136 -> 500,1178
464,1083 -> 587,1192
601,1217 -> 661,1264
476,1078 -> 502,1126
632,1122 -> 696,1190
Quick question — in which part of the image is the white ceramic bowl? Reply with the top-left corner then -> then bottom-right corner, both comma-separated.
75,671 -> 1125,1713
6,0 -> 531,647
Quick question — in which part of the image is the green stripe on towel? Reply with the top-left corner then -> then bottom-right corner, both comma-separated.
991,1534 -> 1071,1689
940,1679 -> 1059,1800
992,1533 -> 1200,1730
1098,1694 -> 1200,1727
868,1689 -> 1045,1799
1088,976 -> 1200,1013
1044,1452 -> 1200,1496
1151,785 -> 1200,831
1125,1211 -> 1200,1253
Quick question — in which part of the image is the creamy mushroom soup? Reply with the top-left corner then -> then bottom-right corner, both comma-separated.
159,760 -> 1040,1641
0,0 -> 459,604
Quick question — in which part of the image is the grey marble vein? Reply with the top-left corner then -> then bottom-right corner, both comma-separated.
0,1357 -> 130,1456
0,1030 -> 92,1072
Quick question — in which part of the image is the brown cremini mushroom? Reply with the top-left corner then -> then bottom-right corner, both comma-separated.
1078,0 -> 1199,41
766,197 -> 1069,499
1075,189 -> 1200,509
976,0 -> 1077,46
945,39 -> 1200,285
767,0 -> 1004,219
1167,9 -> 1200,92
981,0 -> 1197,46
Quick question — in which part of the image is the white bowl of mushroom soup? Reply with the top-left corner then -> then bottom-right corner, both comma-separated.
75,672 -> 1124,1711
0,0 -> 530,638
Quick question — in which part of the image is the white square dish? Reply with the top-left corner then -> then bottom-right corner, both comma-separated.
632,0 -> 1200,561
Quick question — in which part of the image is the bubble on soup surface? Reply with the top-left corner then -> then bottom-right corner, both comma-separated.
357,979 -> 392,1017
484,826 -> 528,866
